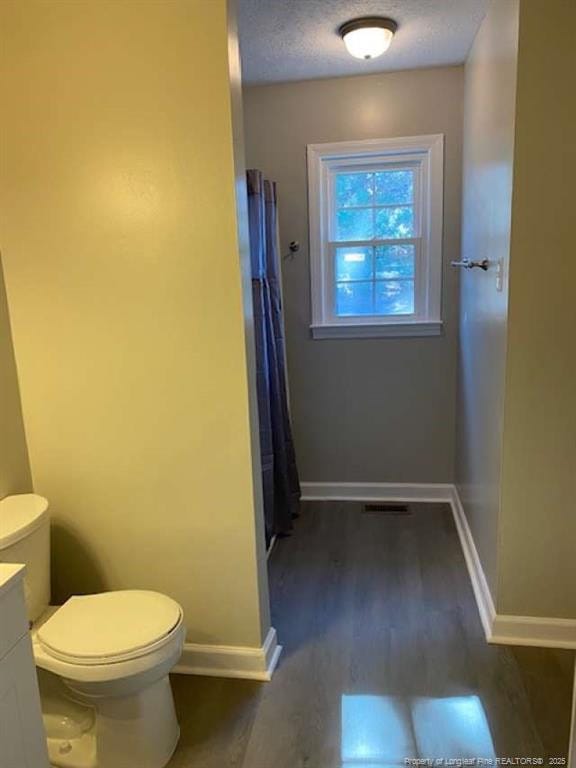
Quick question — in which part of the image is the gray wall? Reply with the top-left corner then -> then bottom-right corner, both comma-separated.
457,0 -> 576,621
456,0 -> 519,600
244,67 -> 463,483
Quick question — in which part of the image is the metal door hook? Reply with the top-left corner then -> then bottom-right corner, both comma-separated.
284,240 -> 300,260
450,259 -> 489,271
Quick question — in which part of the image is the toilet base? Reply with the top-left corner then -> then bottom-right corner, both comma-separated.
39,669 -> 180,768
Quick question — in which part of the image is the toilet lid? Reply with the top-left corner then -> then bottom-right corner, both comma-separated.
37,590 -> 183,665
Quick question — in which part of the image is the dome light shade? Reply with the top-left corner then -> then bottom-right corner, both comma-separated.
339,17 -> 398,60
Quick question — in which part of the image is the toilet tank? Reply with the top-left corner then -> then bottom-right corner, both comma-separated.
0,494 -> 50,622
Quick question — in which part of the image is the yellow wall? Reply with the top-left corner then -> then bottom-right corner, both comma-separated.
0,0 -> 269,647
499,0 -> 576,618
0,258 -> 32,498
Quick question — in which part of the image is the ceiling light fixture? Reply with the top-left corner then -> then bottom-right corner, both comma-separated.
339,17 -> 398,60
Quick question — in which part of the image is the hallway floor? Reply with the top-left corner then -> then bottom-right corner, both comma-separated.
169,501 -> 574,767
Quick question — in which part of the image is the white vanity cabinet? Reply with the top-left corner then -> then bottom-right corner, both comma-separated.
0,563 -> 49,768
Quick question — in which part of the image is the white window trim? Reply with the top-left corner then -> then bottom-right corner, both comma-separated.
307,134 -> 444,339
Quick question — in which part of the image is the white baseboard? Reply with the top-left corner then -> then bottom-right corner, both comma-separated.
172,482 -> 575,682
266,534 -> 277,560
301,481 -> 576,650
449,486 -> 576,650
173,626 -> 282,681
449,485 -> 496,639
300,481 -> 454,503
490,615 -> 576,649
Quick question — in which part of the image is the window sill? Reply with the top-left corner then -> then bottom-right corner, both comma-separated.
310,320 -> 443,339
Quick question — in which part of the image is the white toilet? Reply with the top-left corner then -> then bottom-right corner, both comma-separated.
0,494 -> 185,768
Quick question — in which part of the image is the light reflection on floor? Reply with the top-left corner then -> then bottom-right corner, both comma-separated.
341,695 -> 496,767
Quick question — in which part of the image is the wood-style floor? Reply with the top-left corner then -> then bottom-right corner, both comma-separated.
169,501 -> 575,767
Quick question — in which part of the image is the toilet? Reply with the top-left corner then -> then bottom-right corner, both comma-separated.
0,493 -> 185,768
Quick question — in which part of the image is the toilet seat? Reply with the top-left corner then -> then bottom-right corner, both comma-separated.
33,621 -> 185,684
37,590 -> 183,665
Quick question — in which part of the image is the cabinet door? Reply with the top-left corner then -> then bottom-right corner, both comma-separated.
0,635 -> 49,768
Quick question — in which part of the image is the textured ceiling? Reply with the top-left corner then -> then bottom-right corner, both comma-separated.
238,0 -> 489,85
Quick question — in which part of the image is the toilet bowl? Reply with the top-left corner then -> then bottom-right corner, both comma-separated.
32,591 -> 185,768
0,494 -> 186,768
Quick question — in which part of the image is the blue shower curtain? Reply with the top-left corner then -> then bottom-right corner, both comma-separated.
247,169 -> 300,544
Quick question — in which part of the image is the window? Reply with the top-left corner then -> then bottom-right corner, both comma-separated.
307,135 -> 444,338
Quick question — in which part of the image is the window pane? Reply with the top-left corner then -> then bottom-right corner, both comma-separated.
375,206 -> 413,238
336,172 -> 373,207
374,170 -> 414,205
375,280 -> 414,315
336,247 -> 373,281
336,208 -> 373,241
336,281 -> 374,316
375,245 -> 415,279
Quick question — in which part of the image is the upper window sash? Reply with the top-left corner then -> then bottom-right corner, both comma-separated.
327,158 -> 423,236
